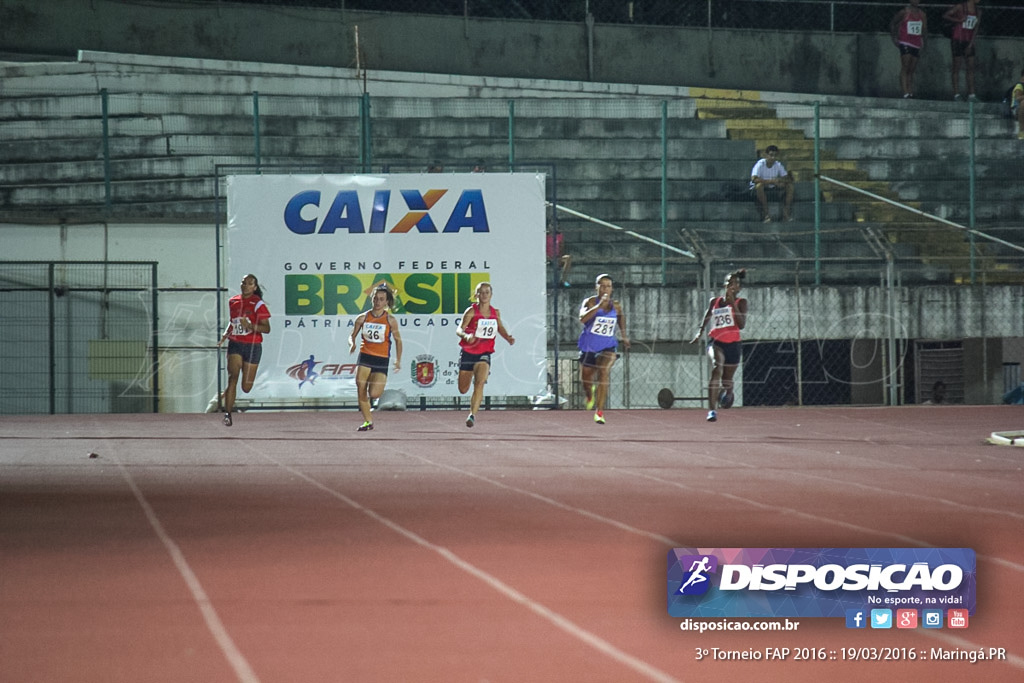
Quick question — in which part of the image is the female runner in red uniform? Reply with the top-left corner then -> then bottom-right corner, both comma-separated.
217,274 -> 271,426
349,283 -> 403,432
690,269 -> 747,423
456,282 -> 515,428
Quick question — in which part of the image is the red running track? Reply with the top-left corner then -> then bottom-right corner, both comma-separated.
1,406 -> 1022,682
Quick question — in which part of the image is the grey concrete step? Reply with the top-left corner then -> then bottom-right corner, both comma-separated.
795,117 -> 1012,139
554,200 -> 857,222
830,138 -> 1021,160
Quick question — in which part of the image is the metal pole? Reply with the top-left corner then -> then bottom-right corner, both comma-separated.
550,163 -> 560,409
151,263 -> 159,413
48,263 -> 56,415
820,175 -> 1024,254
796,267 -> 803,406
814,102 -> 821,285
361,93 -> 372,172
585,12 -> 595,81
968,101 -> 976,283
551,203 -> 696,258
252,91 -> 261,172
508,100 -> 515,170
101,89 -> 111,211
886,256 -> 898,406
214,171 -> 224,412
660,100 -> 668,285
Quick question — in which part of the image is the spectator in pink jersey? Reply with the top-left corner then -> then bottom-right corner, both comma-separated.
890,0 -> 928,98
944,1 -> 981,101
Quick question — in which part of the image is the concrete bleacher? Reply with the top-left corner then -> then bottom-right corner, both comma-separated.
1,50 -> 1022,285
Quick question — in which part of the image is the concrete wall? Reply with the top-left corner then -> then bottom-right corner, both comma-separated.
2,0 -> 1022,101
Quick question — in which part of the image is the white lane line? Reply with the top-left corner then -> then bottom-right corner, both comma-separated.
111,455 -> 260,683
386,446 -> 1024,672
258,451 -> 682,683
398,450 -> 678,545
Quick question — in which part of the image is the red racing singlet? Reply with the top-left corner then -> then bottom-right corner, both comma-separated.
951,5 -> 979,42
227,294 -> 270,344
708,296 -> 743,344
897,11 -> 925,49
460,303 -> 499,355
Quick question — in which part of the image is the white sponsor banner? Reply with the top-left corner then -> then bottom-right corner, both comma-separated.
226,173 -> 548,401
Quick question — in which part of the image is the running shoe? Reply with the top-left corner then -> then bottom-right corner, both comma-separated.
594,411 -> 605,425
223,412 -> 232,427
967,94 -> 978,102
585,388 -> 595,411
706,410 -> 717,422
357,421 -> 373,432
466,414 -> 475,428
954,93 -> 964,102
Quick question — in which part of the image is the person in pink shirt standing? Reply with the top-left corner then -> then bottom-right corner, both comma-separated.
944,0 -> 982,101
890,0 -> 928,98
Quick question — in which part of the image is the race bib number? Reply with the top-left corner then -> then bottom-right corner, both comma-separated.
961,15 -> 977,30
362,321 -> 386,343
907,20 -> 922,35
230,317 -> 247,335
711,306 -> 734,331
475,319 -> 498,340
592,316 -> 617,337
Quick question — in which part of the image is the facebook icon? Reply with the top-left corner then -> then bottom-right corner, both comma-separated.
845,609 -> 867,629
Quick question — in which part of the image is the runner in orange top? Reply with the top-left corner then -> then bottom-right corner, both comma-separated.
349,283 -> 403,432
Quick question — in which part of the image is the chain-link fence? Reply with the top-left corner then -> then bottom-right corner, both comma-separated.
0,262 -> 159,414
549,257 -> 1021,412
6,91 -> 1020,281
3,71 -> 1024,413
217,0 -> 1024,37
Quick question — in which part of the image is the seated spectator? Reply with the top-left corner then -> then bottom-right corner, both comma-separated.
749,145 -> 794,223
924,380 -> 948,404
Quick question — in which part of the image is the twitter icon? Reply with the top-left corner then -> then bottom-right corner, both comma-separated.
870,609 -> 893,629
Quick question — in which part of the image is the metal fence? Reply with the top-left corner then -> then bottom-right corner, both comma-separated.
216,0 -> 1024,37
4,91 -> 1021,283
549,257 -> 1023,412
0,262 -> 159,414
3,83 -> 1024,412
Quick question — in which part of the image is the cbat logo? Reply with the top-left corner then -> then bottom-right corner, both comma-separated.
283,189 -> 489,234
411,354 -> 439,388
676,555 -> 718,596
285,359 -> 358,380
293,354 -> 320,388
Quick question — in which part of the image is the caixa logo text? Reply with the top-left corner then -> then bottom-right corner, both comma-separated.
283,189 -> 489,234
718,562 -> 964,592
